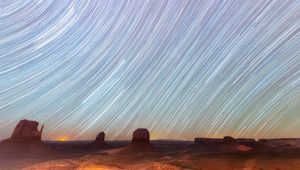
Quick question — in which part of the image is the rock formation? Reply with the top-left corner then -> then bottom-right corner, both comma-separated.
258,138 -> 300,149
12,120 -> 43,140
195,136 -> 251,145
4,119 -> 43,142
223,136 -> 237,144
119,128 -> 154,153
194,138 -> 223,144
132,128 -> 150,144
236,138 -> 257,147
95,132 -> 105,142
0,119 -> 55,156
194,136 -> 252,153
91,132 -> 109,147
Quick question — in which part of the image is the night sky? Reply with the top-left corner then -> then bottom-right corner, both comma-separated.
0,0 -> 300,141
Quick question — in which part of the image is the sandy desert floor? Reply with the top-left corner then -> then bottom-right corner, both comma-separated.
1,141 -> 300,170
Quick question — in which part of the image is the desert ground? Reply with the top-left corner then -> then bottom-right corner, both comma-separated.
1,121 -> 299,170
1,140 -> 300,170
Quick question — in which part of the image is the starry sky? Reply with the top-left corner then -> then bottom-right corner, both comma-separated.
0,0 -> 300,141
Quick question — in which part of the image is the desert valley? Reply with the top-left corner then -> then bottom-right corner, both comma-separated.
0,120 -> 299,170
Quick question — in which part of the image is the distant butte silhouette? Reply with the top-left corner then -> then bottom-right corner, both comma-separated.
119,128 -> 155,153
95,132 -> 105,142
132,128 -> 150,144
223,136 -> 237,144
194,136 -> 252,152
90,132 -> 110,148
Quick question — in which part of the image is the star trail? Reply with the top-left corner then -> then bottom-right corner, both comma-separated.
0,0 -> 300,141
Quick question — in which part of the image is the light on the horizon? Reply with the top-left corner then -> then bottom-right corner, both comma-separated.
55,135 -> 70,142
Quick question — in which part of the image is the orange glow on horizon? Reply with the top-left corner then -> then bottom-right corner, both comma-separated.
55,135 -> 70,142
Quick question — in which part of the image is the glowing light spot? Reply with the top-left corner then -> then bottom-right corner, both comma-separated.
55,136 -> 70,142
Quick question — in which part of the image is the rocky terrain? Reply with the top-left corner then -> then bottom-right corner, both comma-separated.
0,120 -> 299,170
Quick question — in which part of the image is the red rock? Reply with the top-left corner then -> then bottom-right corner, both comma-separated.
0,120 -> 56,156
118,128 -> 155,153
10,119 -> 43,141
132,128 -> 150,144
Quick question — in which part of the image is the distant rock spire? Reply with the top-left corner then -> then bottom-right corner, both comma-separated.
91,132 -> 109,148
